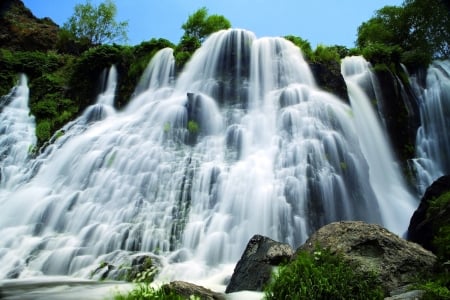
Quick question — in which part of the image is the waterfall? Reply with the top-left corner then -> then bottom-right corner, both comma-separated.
0,29 -> 413,283
410,60 -> 450,194
341,56 -> 416,235
0,74 -> 36,189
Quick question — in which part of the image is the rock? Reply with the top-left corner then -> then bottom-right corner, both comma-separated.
161,281 -> 225,300
225,234 -> 294,293
386,285 -> 425,300
299,221 -> 436,293
384,290 -> 425,300
408,175 -> 450,252
310,60 -> 350,103
373,67 -> 420,170
0,0 -> 59,51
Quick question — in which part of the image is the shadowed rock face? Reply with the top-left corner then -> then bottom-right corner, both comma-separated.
0,0 -> 59,51
225,234 -> 294,293
408,175 -> 450,252
299,221 -> 436,293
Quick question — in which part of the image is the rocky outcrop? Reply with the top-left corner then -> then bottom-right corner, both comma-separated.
161,281 -> 225,300
408,175 -> 450,252
225,234 -> 294,293
0,0 -> 59,51
374,67 -> 420,166
310,60 -> 349,103
299,221 -> 436,293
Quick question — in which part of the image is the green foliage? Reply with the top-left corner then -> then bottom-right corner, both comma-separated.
264,248 -> 384,300
427,191 -> 450,261
114,285 -> 187,300
356,0 -> 450,69
36,120 -> 52,143
175,7 -> 231,69
114,268 -> 185,300
181,7 -> 231,42
187,120 -> 199,134
361,42 -> 402,66
312,45 -> 341,64
174,36 -> 201,69
416,274 -> 450,300
284,35 -> 313,60
63,0 -> 128,45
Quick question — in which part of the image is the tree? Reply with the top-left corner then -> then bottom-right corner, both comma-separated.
181,7 -> 231,43
175,7 -> 231,68
63,0 -> 128,45
357,0 -> 450,69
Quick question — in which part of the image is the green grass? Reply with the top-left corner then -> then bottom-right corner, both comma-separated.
264,248 -> 384,300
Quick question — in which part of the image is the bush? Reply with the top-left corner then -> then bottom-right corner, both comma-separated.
361,42 -> 402,66
264,248 -> 384,300
312,45 -> 341,64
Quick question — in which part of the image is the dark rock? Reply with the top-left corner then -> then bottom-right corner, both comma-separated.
299,221 -> 436,293
161,281 -> 225,300
0,0 -> 59,52
310,60 -> 349,103
373,67 -> 420,168
225,234 -> 294,293
408,175 -> 450,252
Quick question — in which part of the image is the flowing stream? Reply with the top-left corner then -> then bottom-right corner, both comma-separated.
0,29 -> 427,294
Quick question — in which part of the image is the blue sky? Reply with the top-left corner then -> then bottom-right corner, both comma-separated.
22,0 -> 404,48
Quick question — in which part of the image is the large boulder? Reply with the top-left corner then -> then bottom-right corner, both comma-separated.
408,175 -> 450,253
225,234 -> 294,293
299,221 -> 436,293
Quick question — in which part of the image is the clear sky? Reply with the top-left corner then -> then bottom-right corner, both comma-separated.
22,0 -> 404,48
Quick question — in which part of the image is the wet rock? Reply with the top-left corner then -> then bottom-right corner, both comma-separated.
299,221 -> 436,293
408,175 -> 450,253
161,281 -> 225,300
225,234 -> 294,293
310,60 -> 349,103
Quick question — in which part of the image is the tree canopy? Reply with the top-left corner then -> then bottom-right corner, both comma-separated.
62,0 -> 128,45
181,7 -> 231,43
356,0 -> 450,69
175,7 -> 231,68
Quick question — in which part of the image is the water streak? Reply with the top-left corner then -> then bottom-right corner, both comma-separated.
0,75 -> 36,189
410,60 -> 450,193
341,56 -> 416,234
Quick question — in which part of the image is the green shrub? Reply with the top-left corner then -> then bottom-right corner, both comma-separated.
312,45 -> 341,64
264,248 -> 384,300
416,274 -> 450,300
361,43 -> 402,66
36,120 -> 52,143
114,269 -> 188,300
428,191 -> 450,261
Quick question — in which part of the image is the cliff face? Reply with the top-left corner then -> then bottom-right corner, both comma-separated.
0,0 -> 59,51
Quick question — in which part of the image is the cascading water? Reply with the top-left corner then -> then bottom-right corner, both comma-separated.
0,29 -> 412,288
0,74 -> 36,189
341,56 -> 416,234
410,60 -> 450,194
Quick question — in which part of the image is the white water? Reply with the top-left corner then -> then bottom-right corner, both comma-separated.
0,29 -> 417,288
0,74 -> 36,189
410,60 -> 450,194
341,56 -> 416,235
